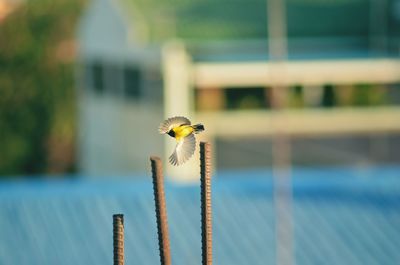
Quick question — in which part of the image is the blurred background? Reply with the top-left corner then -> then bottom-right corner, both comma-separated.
0,0 -> 400,264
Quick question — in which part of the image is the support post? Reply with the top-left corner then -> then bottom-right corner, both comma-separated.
162,41 -> 197,181
113,214 -> 124,265
150,156 -> 172,265
267,0 -> 294,264
200,142 -> 212,265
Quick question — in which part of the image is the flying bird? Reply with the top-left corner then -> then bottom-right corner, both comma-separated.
159,116 -> 205,166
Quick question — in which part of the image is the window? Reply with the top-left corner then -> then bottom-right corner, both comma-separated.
92,62 -> 104,94
124,66 -> 141,99
321,85 -> 336,107
224,87 -> 269,110
105,64 -> 123,96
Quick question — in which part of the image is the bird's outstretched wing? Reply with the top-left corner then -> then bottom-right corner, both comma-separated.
169,134 -> 196,166
158,116 -> 191,134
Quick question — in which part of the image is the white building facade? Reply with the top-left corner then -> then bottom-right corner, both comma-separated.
77,0 -> 400,180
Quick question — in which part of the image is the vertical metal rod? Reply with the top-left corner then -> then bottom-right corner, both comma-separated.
200,142 -> 212,265
113,214 -> 124,265
150,156 -> 172,265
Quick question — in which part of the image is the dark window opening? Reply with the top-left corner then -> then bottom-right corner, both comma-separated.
322,84 -> 336,107
224,87 -> 269,110
92,62 -> 104,94
124,66 -> 141,99
107,64 -> 123,95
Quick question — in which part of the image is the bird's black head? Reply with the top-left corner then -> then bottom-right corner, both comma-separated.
167,129 -> 175,138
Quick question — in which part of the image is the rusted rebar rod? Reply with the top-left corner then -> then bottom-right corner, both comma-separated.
113,214 -> 124,265
200,142 -> 212,265
150,156 -> 172,265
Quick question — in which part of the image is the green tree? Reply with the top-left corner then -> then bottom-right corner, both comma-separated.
0,0 -> 86,176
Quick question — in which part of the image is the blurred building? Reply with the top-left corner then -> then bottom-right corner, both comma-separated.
77,0 -> 164,176
77,0 -> 400,180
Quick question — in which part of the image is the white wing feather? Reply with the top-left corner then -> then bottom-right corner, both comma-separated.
158,116 -> 191,134
169,134 -> 196,166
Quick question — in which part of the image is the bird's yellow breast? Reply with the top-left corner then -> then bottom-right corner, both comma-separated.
172,125 -> 194,141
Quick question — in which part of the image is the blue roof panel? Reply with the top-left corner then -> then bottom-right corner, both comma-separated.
0,166 -> 399,265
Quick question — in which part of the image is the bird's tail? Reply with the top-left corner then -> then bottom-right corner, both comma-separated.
192,124 -> 205,134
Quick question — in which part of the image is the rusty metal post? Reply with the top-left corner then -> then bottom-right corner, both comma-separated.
113,214 -> 124,265
150,156 -> 172,265
200,142 -> 212,265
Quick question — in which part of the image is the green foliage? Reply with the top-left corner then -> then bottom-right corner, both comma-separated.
225,87 -> 267,110
0,0 -> 86,176
353,85 -> 387,106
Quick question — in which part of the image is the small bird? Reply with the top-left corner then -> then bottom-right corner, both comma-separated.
158,116 -> 205,166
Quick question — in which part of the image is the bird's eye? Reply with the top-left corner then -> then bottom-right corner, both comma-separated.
167,130 -> 175,137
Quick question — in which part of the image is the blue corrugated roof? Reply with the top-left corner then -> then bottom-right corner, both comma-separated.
0,166 -> 399,265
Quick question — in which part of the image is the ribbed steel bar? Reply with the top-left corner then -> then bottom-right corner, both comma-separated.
200,142 -> 212,265
150,156 -> 172,265
113,214 -> 124,265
